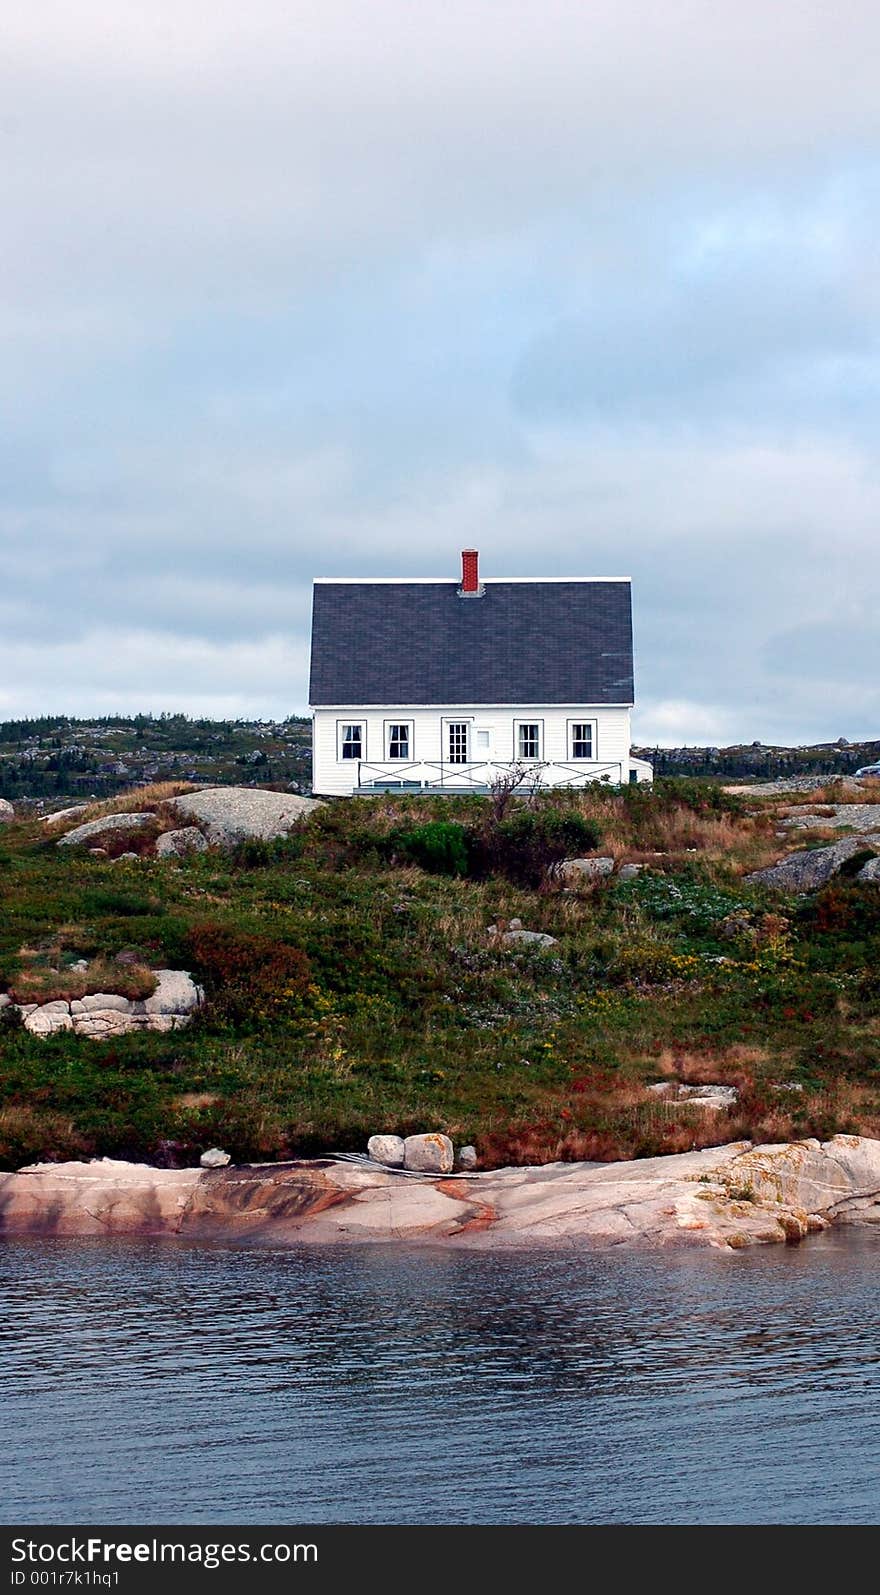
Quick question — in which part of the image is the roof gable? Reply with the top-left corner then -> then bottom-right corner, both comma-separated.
309,578 -> 634,706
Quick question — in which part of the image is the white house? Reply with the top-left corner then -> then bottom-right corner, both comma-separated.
308,550 -> 652,796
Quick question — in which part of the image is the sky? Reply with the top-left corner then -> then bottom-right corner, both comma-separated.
2,0 -> 879,745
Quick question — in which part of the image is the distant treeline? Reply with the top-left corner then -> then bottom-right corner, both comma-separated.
635,740 -> 880,779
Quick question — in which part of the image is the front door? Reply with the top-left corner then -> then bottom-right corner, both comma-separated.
447,721 -> 469,764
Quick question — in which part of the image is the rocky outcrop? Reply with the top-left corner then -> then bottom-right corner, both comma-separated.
858,857 -> 880,882
0,798 -> 14,824
57,812 -> 154,848
746,835 -> 880,892
155,827 -> 208,858
167,787 -> 322,845
779,804 -> 880,833
724,778 -> 868,797
5,1136 -> 880,1250
5,970 -> 203,1039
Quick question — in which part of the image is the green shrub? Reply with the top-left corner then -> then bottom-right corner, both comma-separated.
228,834 -> 306,869
80,888 -> 164,918
392,821 -> 470,877
651,777 -> 746,817
474,807 -> 602,887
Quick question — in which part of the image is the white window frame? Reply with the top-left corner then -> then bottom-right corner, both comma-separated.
337,720 -> 367,762
514,719 -> 543,761
384,719 -> 414,761
567,719 -> 597,761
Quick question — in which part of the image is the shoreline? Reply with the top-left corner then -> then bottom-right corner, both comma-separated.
3,1135 -> 880,1250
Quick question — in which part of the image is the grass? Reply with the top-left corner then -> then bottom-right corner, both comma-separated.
0,777 -> 878,1170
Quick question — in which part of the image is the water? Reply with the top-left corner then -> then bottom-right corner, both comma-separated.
2,1233 -> 880,1524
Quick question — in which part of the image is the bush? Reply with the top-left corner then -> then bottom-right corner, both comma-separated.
186,923 -> 312,1027
80,888 -> 164,918
474,807 -> 602,887
392,821 -> 470,877
228,834 -> 306,869
652,778 -> 746,817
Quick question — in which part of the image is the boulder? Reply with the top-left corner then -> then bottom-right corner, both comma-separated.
0,994 -> 10,1010
555,856 -> 615,885
115,852 -> 140,863
458,1145 -> 478,1170
617,863 -> 644,881
0,798 -> 14,824
143,969 -> 203,1016
155,826 -> 208,858
367,1134 -> 406,1168
73,1010 -> 144,1038
167,787 -> 323,846
746,836 -> 880,892
58,813 -> 153,847
200,1148 -> 231,1169
74,994 -> 135,1014
857,856 -> 880,882
403,1133 -> 454,1174
647,1082 -> 738,1112
42,804 -> 88,827
488,924 -> 557,948
24,1002 -> 73,1036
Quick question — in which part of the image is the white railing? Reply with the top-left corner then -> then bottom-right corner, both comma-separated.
355,758 -> 624,790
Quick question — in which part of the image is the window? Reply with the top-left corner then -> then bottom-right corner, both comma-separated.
569,722 -> 594,760
339,723 -> 364,760
517,722 -> 541,760
387,722 -> 411,760
447,722 -> 469,764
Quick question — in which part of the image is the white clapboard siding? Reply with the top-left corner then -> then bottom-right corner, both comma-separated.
312,705 -> 641,796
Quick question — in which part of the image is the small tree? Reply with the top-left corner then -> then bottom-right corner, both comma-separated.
489,760 -> 546,822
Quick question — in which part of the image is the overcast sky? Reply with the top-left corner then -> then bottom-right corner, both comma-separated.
2,1 -> 879,744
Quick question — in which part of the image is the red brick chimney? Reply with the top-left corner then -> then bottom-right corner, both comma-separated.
459,548 -> 483,597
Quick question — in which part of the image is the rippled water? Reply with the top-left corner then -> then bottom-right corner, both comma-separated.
3,1234 -> 880,1524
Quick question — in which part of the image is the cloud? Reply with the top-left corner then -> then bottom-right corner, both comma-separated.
2,1 -> 880,743
0,630 -> 310,720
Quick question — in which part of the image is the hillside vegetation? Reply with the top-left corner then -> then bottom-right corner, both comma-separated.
0,714 -> 312,802
1,778 -> 879,1170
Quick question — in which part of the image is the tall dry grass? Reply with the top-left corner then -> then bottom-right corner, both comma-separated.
78,781 -> 197,821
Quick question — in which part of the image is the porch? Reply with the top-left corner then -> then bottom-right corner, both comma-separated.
353,758 -> 628,793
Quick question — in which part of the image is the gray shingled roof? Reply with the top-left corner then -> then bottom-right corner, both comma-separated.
309,580 -> 634,705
